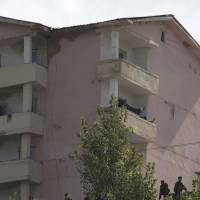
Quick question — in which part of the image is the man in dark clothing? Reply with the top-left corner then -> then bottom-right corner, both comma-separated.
159,180 -> 170,200
64,193 -> 72,200
174,176 -> 187,200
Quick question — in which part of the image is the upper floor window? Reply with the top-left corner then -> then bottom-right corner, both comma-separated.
161,31 -> 165,43
32,49 -> 41,64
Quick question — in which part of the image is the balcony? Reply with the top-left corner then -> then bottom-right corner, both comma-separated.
0,159 -> 41,184
0,63 -> 47,88
97,59 -> 159,95
0,112 -> 44,136
126,111 -> 157,142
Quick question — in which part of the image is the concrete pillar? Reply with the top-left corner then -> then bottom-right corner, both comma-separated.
100,31 -> 119,106
20,181 -> 30,200
109,32 -> 119,103
100,30 -> 119,60
101,79 -> 118,107
109,79 -> 118,98
23,84 -> 32,113
21,133 -> 31,159
21,84 -> 32,197
24,36 -> 32,63
22,37 -> 32,200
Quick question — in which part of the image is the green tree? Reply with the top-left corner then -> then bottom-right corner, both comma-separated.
75,97 -> 157,200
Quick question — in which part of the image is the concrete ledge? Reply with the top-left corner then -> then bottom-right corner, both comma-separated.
0,112 -> 44,136
97,59 -> 159,95
0,159 -> 42,183
0,63 -> 47,88
126,111 -> 157,143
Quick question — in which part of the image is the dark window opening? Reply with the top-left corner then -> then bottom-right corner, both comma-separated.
32,96 -> 38,113
161,31 -> 165,43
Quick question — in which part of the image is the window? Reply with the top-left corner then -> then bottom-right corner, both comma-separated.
30,144 -> 36,160
161,31 -> 165,43
32,96 -> 38,113
32,49 -> 41,64
119,49 -> 127,60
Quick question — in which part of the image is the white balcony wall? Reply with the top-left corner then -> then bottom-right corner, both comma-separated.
119,84 -> 148,108
0,136 -> 20,162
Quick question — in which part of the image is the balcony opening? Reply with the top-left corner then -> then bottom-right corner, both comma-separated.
118,83 -> 151,122
119,30 -> 150,69
32,37 -> 47,66
0,86 -> 23,116
0,36 -> 47,67
0,136 -> 21,162
0,38 -> 24,68
0,182 -> 20,200
0,86 -> 44,117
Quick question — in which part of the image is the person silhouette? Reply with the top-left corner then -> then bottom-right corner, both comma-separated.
159,180 -> 170,200
174,176 -> 187,200
64,193 -> 72,200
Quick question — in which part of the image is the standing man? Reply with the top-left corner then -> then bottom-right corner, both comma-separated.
159,180 -> 170,200
174,176 -> 187,200
64,193 -> 72,200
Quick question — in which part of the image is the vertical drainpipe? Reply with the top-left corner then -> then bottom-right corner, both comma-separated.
20,35 -> 33,200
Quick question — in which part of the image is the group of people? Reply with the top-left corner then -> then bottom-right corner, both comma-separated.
159,176 -> 187,200
64,176 -> 187,200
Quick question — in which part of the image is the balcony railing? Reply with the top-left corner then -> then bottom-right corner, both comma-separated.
0,63 -> 47,88
97,59 -> 159,95
126,111 -> 157,142
0,112 -> 44,136
0,159 -> 41,183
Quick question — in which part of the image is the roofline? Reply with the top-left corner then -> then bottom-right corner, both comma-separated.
54,14 -> 199,47
54,14 -> 200,60
0,16 -> 50,31
0,14 -> 199,58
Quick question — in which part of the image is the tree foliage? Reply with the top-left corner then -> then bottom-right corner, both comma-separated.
75,97 -> 157,200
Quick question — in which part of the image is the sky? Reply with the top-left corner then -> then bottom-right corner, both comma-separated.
0,0 -> 199,42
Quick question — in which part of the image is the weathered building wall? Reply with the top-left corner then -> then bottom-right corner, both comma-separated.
42,30 -> 101,200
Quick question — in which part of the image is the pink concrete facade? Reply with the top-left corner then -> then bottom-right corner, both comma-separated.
0,15 -> 200,199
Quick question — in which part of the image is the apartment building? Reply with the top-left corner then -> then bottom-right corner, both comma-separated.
0,14 -> 199,199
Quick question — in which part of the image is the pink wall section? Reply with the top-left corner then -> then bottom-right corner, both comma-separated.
42,31 -> 101,200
